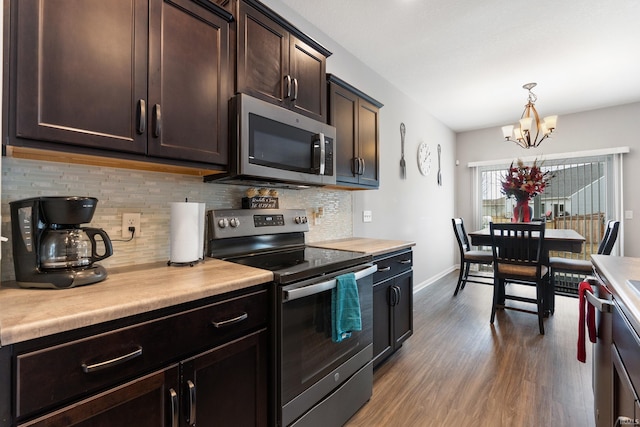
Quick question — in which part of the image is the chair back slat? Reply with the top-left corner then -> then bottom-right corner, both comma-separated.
452,218 -> 471,253
597,220 -> 620,255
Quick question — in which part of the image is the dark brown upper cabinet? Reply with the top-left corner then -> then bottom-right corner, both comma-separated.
235,0 -> 331,122
327,74 -> 383,189
12,0 -> 232,166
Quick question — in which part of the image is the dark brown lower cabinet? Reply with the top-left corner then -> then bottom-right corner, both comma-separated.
18,366 -> 180,427
6,288 -> 268,427
181,329 -> 268,427
16,329 -> 267,427
372,250 -> 413,368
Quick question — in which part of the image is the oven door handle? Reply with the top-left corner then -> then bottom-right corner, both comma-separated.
585,289 -> 614,313
585,277 -> 614,313
283,264 -> 377,302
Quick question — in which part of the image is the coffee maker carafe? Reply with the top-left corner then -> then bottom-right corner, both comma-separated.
10,197 -> 113,289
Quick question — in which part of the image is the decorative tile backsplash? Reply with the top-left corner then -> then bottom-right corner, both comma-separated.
1,157 -> 353,282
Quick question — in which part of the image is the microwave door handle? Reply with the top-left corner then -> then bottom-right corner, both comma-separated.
319,133 -> 325,175
311,135 -> 321,173
283,264 -> 377,301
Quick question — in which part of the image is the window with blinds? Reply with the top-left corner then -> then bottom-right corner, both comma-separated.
478,155 -> 616,295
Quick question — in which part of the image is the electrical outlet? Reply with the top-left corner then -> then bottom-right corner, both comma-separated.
363,210 -> 373,223
122,213 -> 141,238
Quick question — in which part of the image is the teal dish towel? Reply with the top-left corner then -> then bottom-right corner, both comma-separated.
331,273 -> 362,343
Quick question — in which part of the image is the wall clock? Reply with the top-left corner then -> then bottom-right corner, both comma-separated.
417,142 -> 432,176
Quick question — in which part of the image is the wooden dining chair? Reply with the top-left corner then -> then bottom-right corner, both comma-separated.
451,218 -> 493,296
549,220 -> 620,298
489,221 -> 549,334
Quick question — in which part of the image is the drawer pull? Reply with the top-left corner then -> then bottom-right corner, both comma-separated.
81,346 -> 143,373
169,388 -> 179,427
377,266 -> 391,272
211,312 -> 248,328
398,259 -> 412,264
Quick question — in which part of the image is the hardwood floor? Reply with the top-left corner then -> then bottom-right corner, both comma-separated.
346,272 -> 595,427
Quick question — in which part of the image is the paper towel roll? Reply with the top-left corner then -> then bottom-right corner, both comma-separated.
170,202 -> 205,264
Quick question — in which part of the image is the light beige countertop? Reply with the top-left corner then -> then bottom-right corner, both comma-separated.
0,259 -> 273,346
592,255 -> 640,336
310,237 -> 415,256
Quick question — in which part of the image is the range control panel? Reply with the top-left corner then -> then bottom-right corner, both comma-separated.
208,208 -> 309,239
253,214 -> 285,227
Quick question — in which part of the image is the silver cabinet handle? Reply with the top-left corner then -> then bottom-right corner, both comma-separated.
136,99 -> 146,134
377,266 -> 391,272
399,259 -> 412,264
211,312 -> 248,328
284,75 -> 292,98
292,78 -> 298,101
169,388 -> 179,427
186,379 -> 196,426
81,346 -> 143,373
284,264 -> 377,301
153,104 -> 162,137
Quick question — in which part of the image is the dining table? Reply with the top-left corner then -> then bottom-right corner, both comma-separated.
468,226 -> 586,315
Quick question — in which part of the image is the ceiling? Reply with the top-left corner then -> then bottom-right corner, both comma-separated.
276,0 -> 640,133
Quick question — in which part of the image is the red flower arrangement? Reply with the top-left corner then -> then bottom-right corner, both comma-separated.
501,159 -> 553,202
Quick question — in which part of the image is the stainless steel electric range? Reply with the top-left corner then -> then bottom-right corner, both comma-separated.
207,208 -> 375,427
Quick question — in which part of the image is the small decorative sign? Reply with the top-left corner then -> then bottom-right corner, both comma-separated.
242,196 -> 279,209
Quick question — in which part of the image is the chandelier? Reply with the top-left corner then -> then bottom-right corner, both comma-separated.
501,83 -> 558,149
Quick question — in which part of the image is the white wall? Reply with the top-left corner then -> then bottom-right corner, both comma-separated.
263,0 -> 458,289
455,102 -> 640,256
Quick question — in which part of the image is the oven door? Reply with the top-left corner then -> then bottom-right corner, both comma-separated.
278,264 -> 376,426
585,276 -> 614,427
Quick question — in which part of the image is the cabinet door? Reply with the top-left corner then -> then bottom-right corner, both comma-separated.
289,36 -> 326,122
392,271 -> 414,348
181,329 -> 268,427
328,82 -> 359,184
237,1 -> 289,106
18,366 -> 180,427
147,0 -> 230,164
372,280 -> 393,367
15,0 -> 148,153
357,99 -> 380,187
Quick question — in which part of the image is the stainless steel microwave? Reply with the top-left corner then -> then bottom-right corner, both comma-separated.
205,94 -> 336,188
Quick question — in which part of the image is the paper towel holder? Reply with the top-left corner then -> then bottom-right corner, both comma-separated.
168,201 -> 206,267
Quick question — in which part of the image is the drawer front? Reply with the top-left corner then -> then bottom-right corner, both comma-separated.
373,250 -> 412,283
16,289 -> 268,419
612,303 -> 640,398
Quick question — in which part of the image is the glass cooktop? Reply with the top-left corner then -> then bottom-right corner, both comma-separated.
222,246 -> 371,285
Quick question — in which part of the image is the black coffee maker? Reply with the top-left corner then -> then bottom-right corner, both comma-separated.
10,196 -> 113,289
